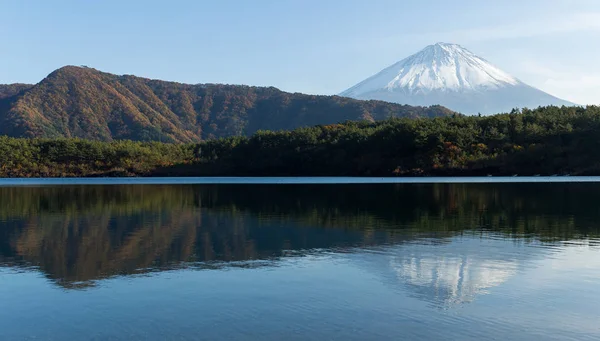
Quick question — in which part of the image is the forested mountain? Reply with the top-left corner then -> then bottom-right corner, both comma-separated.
0,66 -> 451,142
0,84 -> 32,99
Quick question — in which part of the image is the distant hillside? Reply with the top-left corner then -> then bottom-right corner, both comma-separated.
0,66 -> 452,142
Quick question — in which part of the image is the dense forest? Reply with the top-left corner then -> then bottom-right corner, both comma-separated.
0,105 -> 597,177
0,83 -> 32,99
0,66 -> 450,142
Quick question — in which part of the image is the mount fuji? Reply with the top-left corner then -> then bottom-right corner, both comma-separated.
340,43 -> 575,115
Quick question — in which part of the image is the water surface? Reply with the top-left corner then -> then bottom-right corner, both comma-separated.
1,175 -> 600,185
1,183 -> 599,340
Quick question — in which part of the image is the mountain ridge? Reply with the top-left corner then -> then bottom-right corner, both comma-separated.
0,66 -> 453,142
0,83 -> 33,99
340,43 -> 575,115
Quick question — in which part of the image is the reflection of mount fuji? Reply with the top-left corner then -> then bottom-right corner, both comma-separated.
1,183 -> 599,290
354,238 -> 524,307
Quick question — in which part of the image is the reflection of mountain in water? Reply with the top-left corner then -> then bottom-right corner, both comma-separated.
349,237 -> 527,307
390,240 -> 520,307
1,183 -> 599,290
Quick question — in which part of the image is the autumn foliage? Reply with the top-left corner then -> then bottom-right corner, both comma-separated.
0,66 -> 451,143
0,105 -> 598,177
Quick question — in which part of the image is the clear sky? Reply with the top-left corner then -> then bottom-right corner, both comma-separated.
1,0 -> 599,104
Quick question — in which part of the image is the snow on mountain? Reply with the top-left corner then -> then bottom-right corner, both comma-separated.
340,43 -> 575,115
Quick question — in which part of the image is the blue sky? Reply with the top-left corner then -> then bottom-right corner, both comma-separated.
1,0 -> 599,104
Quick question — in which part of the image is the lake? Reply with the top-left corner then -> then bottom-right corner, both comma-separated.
1,179 -> 600,340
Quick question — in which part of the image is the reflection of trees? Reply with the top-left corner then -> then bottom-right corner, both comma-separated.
0,183 -> 599,288
7,211 -> 199,288
198,183 -> 600,241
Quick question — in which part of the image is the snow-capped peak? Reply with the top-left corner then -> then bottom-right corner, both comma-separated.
341,42 -> 520,97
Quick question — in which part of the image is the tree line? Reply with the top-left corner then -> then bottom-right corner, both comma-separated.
0,105 -> 599,177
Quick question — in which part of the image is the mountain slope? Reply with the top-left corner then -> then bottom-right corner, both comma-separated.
0,66 -> 452,142
340,43 -> 575,115
0,84 -> 33,99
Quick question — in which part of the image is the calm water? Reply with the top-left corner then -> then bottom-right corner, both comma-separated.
1,181 -> 600,340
